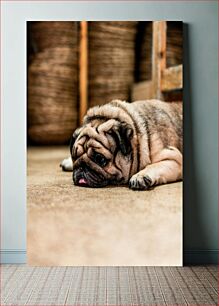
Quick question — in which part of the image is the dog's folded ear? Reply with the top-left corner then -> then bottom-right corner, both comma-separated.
110,122 -> 133,155
69,127 -> 82,155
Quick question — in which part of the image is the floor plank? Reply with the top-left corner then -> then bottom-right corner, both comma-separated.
1,265 -> 218,305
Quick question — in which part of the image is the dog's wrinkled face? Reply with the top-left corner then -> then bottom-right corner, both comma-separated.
71,118 -> 133,188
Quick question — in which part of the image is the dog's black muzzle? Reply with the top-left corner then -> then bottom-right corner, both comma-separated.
73,163 -> 108,188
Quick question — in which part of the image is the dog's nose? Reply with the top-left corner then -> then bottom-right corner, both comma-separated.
72,166 -> 88,187
79,162 -> 86,170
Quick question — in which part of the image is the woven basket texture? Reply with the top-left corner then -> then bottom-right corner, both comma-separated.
28,21 -> 183,144
28,22 -> 78,145
88,22 -> 138,107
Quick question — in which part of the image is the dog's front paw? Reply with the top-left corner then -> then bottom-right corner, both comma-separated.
129,174 -> 152,191
60,156 -> 73,172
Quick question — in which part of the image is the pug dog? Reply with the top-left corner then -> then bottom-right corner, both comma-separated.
60,99 -> 182,190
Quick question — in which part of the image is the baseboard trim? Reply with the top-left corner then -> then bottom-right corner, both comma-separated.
0,249 -> 26,264
184,249 -> 218,265
1,249 -> 217,264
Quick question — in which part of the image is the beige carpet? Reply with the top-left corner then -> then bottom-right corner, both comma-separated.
27,147 -> 182,266
2,265 -> 218,305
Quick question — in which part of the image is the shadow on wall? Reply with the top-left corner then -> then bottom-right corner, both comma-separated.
183,24 -> 209,264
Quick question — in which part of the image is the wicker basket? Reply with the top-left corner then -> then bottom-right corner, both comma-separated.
28,22 -> 78,145
88,22 -> 138,107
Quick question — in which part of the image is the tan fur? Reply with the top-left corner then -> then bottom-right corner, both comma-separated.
61,99 -> 182,190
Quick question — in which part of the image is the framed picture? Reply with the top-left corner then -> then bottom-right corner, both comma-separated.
26,20 -> 183,266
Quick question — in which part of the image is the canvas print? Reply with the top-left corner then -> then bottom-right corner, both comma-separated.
27,21 -> 183,265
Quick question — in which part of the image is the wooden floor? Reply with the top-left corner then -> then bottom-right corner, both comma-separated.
2,265 -> 218,305
27,147 -> 182,266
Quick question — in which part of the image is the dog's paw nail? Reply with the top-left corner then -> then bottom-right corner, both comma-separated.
143,175 -> 152,187
129,175 -> 152,191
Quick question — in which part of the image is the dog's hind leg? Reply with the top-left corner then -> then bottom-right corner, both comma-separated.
60,156 -> 73,171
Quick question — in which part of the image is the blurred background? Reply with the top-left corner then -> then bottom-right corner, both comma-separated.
27,21 -> 183,145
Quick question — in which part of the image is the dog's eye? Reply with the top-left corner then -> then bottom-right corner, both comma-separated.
93,152 -> 108,167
